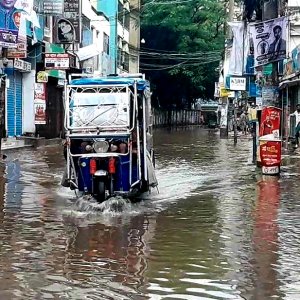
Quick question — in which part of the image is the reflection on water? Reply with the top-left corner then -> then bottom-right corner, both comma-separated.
0,128 -> 299,299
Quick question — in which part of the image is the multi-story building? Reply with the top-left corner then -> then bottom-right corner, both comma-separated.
0,0 -> 141,142
129,0 -> 141,73
97,0 -> 139,74
281,0 -> 300,138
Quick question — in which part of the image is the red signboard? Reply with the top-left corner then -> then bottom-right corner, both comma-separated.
259,107 -> 281,137
34,83 -> 46,125
260,140 -> 282,167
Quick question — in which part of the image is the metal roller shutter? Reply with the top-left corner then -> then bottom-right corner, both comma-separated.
7,72 -> 22,137
15,72 -> 22,136
7,73 -> 15,137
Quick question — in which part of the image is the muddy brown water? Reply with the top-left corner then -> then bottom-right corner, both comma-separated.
1,127 -> 300,299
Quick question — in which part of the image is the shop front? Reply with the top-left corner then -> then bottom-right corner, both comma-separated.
4,59 -> 31,137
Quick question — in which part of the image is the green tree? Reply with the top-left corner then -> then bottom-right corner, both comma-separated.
140,0 -> 227,108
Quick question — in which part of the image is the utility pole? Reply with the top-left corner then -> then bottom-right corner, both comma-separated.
263,0 -> 279,84
220,0 -> 235,139
233,92 -> 238,145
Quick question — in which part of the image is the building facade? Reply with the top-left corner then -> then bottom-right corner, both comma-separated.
0,0 -> 141,140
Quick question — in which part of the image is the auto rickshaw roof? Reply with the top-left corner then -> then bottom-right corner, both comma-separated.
70,76 -> 150,91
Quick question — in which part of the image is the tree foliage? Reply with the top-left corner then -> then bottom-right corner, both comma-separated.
140,0 -> 227,108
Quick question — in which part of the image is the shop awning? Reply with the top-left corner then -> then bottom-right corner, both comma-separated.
76,44 -> 101,61
46,70 -> 66,79
279,78 -> 300,89
45,43 -> 65,54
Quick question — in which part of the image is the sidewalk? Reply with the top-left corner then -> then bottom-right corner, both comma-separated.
1,137 -> 62,151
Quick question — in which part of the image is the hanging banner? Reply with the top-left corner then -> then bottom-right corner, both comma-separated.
34,83 -> 46,125
54,0 -> 81,44
259,106 -> 281,138
249,17 -> 287,67
15,0 -> 34,16
228,21 -> 244,76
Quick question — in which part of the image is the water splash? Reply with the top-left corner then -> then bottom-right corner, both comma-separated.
74,195 -> 133,215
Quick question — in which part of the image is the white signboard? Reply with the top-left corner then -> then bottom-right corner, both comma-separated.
14,58 -> 31,72
45,53 -> 69,69
229,77 -> 246,91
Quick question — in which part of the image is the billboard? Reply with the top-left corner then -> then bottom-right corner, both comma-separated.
0,0 -> 33,47
249,17 -> 287,67
54,0 -> 81,44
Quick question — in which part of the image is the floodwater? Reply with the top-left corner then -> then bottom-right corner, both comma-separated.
1,127 -> 300,300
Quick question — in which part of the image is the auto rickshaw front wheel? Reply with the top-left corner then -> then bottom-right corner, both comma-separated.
95,180 -> 106,203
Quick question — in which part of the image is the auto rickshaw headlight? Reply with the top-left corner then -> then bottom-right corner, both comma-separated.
93,140 -> 109,153
85,144 -> 93,152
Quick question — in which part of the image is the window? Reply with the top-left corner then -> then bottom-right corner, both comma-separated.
103,33 -> 109,55
118,2 -> 130,30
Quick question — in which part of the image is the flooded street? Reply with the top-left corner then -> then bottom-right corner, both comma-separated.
1,127 -> 300,299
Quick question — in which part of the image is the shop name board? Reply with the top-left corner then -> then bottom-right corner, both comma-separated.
43,0 -> 64,15
229,77 -> 246,91
45,53 -> 69,69
14,58 -> 31,72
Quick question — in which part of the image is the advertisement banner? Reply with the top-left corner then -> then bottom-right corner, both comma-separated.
228,21 -> 244,76
44,53 -> 69,69
7,35 -> 26,58
262,86 -> 279,107
259,106 -> 281,138
219,104 -> 228,128
220,83 -> 230,97
0,0 -> 34,47
249,17 -> 287,67
229,77 -> 246,91
37,71 -> 48,83
43,0 -> 64,15
260,140 -> 282,173
34,83 -> 46,125
54,0 -> 81,44
283,45 -> 300,78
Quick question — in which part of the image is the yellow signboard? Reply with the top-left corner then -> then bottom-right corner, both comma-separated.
220,84 -> 230,97
37,71 -> 48,83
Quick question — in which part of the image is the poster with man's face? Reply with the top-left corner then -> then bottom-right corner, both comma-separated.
0,0 -> 19,46
0,0 -> 33,47
249,17 -> 287,67
54,0 -> 81,44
